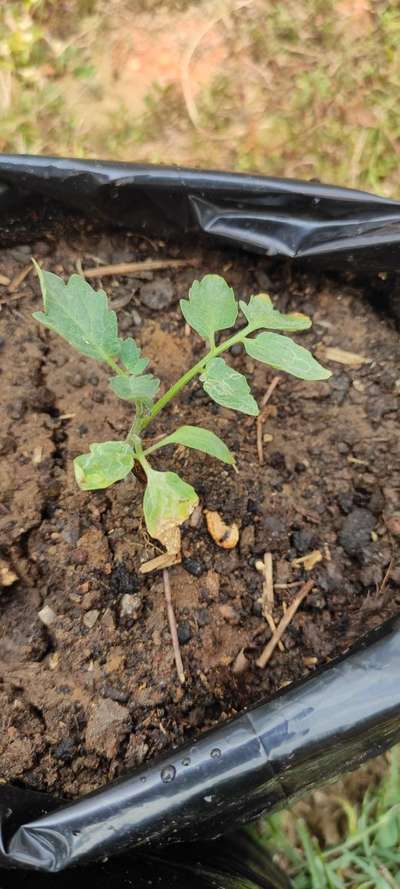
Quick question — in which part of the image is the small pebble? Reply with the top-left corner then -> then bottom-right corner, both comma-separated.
72,548 -> 88,565
83,609 -> 100,629
385,514 -> 400,537
182,557 -> 204,577
140,278 -> 174,310
38,605 -> 56,627
70,372 -> 85,388
339,508 -> 376,557
219,604 -> 240,624
120,593 -> 142,619
177,621 -> 192,644
196,608 -> 209,626
102,685 -> 129,704
131,309 -> 142,326
54,738 -> 75,761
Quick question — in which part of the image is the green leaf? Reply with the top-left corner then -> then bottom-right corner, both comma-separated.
32,262 -> 122,364
145,425 -> 235,465
180,274 -> 238,343
143,468 -> 199,542
109,373 -> 160,402
201,357 -> 259,416
244,332 -> 331,381
240,293 -> 312,332
120,338 -> 149,375
74,441 -> 134,490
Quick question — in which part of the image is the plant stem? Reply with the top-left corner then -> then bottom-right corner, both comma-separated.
139,322 -> 254,433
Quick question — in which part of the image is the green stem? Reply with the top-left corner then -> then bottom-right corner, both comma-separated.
105,355 -> 126,376
139,322 -> 254,433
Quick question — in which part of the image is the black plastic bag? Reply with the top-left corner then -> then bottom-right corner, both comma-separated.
0,155 -> 399,881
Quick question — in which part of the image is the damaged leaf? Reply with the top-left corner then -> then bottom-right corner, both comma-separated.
143,468 -> 199,549
74,441 -> 134,490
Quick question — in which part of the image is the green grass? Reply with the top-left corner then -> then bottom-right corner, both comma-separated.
1,0 -> 400,196
251,747 -> 400,888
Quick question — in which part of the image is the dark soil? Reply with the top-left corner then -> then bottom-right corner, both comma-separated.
0,221 -> 399,799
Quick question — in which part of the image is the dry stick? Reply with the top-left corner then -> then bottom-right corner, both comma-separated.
256,376 -> 281,465
257,578 -> 314,669
258,553 -> 284,653
82,258 -> 199,279
8,264 -> 32,293
162,569 -> 185,685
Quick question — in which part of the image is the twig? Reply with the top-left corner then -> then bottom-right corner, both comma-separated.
256,553 -> 284,652
378,556 -> 394,597
256,376 -> 281,464
0,274 -> 10,286
257,578 -> 314,669
81,258 -> 199,279
8,264 -> 32,293
163,569 -> 185,684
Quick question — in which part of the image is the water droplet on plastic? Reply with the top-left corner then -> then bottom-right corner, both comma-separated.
72,830 -> 80,837
140,775 -> 147,783
312,197 -> 320,205
204,795 -> 214,803
181,756 -> 191,767
160,764 -> 176,783
210,747 -> 221,759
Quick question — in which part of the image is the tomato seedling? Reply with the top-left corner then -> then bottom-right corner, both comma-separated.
33,264 -> 330,571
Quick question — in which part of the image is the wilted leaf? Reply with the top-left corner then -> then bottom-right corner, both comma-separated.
244,332 -> 331,381
74,441 -> 134,490
32,262 -> 122,364
180,274 -> 237,343
201,357 -> 259,416
240,293 -> 311,332
146,425 -> 235,465
109,373 -> 160,402
205,510 -> 239,549
120,337 -> 149,375
143,468 -> 199,544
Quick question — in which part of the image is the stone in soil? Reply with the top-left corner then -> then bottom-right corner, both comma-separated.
338,508 -> 376,557
140,277 -> 174,310
85,699 -> 130,759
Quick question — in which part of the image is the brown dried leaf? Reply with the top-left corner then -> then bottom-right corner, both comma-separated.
205,510 -> 239,549
323,347 -> 369,366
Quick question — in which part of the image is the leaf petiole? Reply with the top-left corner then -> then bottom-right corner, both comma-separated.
138,321 -> 254,432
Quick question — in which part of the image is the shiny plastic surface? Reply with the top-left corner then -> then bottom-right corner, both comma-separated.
0,834 -> 291,889
0,156 -> 399,880
1,155 -> 400,268
1,617 -> 399,872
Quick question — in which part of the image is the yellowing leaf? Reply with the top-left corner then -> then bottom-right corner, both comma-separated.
143,468 -> 198,547
74,441 -> 134,490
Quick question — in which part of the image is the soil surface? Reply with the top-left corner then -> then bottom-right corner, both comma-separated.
0,219 -> 399,799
